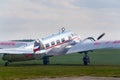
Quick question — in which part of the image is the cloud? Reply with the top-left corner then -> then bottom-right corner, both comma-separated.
73,0 -> 120,9
0,0 -> 120,40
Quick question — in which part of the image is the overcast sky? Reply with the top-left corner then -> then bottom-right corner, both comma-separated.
0,0 -> 120,41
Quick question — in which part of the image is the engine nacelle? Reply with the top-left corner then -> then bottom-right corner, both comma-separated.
2,53 -> 45,62
2,54 -> 35,62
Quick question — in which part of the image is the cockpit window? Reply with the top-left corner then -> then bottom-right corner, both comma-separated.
68,36 -> 72,40
71,33 -> 76,36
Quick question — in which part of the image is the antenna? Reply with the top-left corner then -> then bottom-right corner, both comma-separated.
61,27 -> 65,33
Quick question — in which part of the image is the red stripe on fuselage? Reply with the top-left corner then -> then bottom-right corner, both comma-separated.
45,37 -> 79,50
46,40 -> 71,50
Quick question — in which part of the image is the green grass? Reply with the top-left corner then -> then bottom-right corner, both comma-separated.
0,66 -> 120,80
0,49 -> 120,80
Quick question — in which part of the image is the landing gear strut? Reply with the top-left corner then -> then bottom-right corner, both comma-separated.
83,52 -> 90,65
43,56 -> 50,65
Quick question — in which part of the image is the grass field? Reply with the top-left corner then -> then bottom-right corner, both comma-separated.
0,49 -> 120,80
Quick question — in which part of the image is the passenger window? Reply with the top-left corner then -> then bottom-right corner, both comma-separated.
51,41 -> 55,45
45,43 -> 50,48
56,40 -> 60,44
61,38 -> 65,42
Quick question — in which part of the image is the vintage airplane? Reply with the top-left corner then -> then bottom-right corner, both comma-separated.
0,27 -> 120,66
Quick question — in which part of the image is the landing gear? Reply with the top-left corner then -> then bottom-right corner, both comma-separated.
5,61 -> 10,66
83,52 -> 90,65
43,56 -> 50,65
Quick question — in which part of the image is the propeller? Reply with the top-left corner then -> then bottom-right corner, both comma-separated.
83,33 -> 105,42
97,33 -> 105,40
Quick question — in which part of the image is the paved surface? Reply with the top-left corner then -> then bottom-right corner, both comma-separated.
23,76 -> 120,80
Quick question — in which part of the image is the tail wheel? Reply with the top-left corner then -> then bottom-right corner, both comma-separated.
43,57 -> 49,65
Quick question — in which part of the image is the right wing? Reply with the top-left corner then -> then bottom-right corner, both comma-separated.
67,40 -> 120,54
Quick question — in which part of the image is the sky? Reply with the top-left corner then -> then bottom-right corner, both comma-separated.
0,0 -> 120,41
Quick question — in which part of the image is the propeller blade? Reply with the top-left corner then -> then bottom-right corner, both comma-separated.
97,33 -> 105,40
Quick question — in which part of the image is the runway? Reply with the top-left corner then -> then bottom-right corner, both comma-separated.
24,76 -> 120,80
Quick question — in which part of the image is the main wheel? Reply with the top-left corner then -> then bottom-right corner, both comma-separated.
5,61 -> 10,66
43,57 -> 49,65
83,56 -> 90,65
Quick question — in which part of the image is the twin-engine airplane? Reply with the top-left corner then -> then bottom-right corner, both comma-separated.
0,27 -> 120,66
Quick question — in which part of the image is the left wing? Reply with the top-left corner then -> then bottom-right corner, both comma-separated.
67,40 -> 120,54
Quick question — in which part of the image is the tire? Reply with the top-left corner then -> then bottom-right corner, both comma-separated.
5,62 -> 9,66
43,57 -> 49,65
83,56 -> 90,65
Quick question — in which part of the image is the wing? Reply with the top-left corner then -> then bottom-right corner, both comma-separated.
0,41 -> 30,49
67,40 -> 120,54
0,41 -> 35,54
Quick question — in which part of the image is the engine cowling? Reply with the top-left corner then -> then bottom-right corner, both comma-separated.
2,54 -> 35,62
